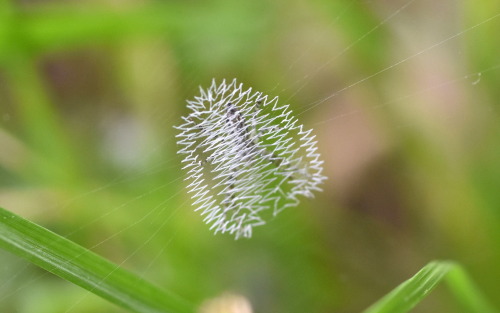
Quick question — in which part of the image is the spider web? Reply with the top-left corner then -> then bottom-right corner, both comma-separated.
1,0 -> 499,312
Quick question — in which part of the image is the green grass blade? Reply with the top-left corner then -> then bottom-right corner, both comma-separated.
0,207 -> 193,313
445,263 -> 497,313
362,261 -> 452,313
362,261 -> 497,313
18,5 -> 179,53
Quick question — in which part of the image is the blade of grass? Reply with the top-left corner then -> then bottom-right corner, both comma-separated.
362,261 -> 497,313
0,207 -> 194,313
5,57 -> 81,185
445,263 -> 498,313
2,4 -> 181,54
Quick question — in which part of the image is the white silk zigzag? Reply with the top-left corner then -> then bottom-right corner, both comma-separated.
175,79 -> 326,239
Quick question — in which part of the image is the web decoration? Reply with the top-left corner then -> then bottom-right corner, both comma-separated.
175,79 -> 327,239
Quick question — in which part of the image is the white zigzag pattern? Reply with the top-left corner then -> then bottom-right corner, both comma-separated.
175,79 -> 327,239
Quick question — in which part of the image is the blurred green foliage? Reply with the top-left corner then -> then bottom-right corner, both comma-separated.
0,0 -> 499,312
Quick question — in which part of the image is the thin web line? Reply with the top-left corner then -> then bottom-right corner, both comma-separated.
284,0 -> 418,104
297,12 -> 500,116
312,64 -> 500,126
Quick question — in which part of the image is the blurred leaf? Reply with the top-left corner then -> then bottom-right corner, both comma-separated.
5,57 -> 80,185
22,7 -> 176,51
0,4 -> 180,57
362,261 -> 497,313
445,263 -> 498,313
0,207 -> 194,313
